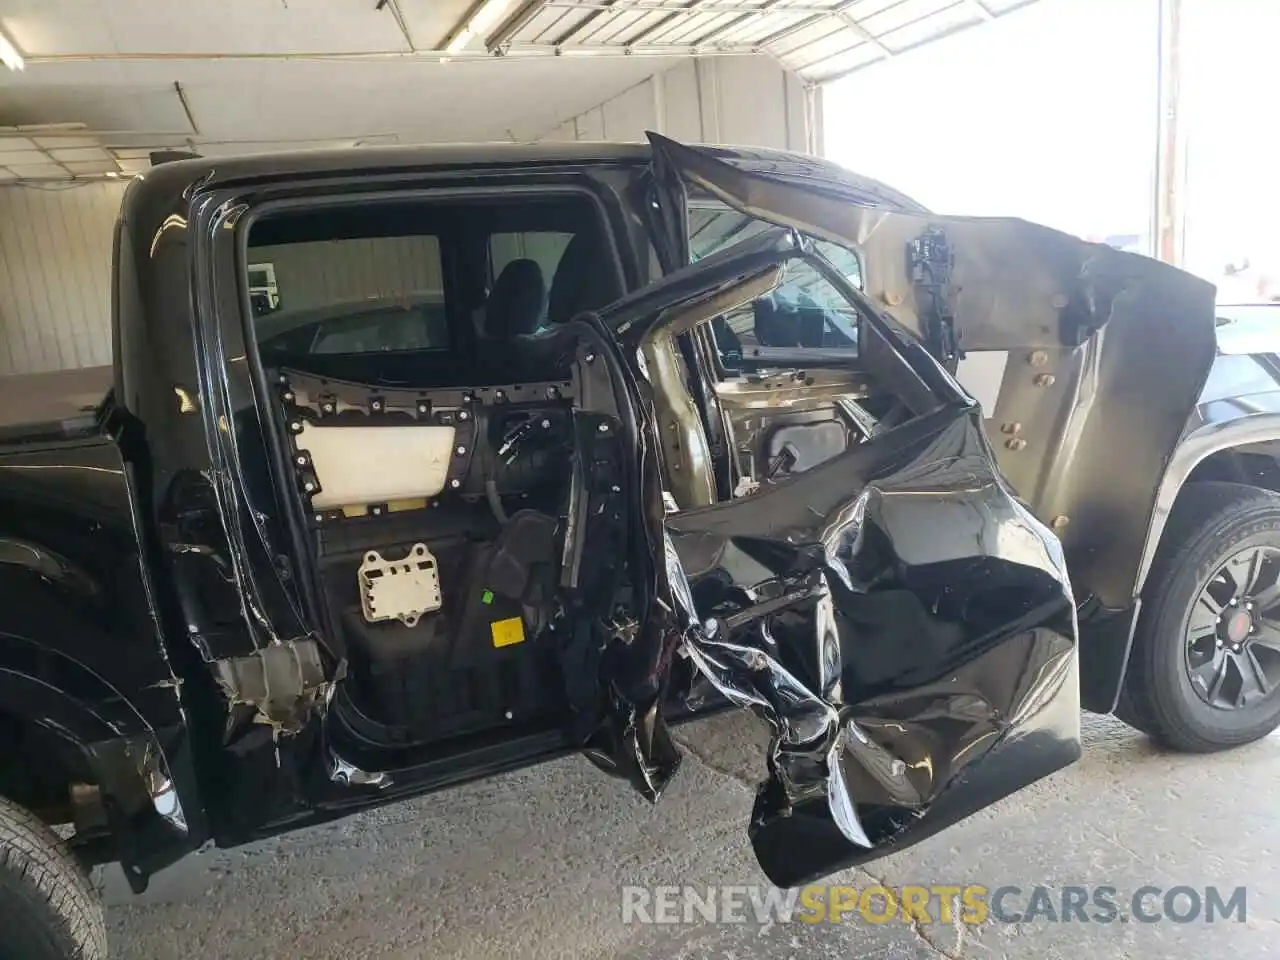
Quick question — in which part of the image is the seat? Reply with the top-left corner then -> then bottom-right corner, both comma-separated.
753,297 -> 796,346
753,295 -> 830,347
546,232 -> 619,324
484,259 -> 546,338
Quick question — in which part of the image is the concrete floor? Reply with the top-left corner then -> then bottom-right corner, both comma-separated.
102,713 -> 1279,959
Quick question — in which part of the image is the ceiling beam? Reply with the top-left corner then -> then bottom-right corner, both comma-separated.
23,43 -> 763,67
487,0 -> 552,51
17,0 -> 1052,80
544,1 -> 849,10
833,10 -> 895,58
379,0 -> 418,50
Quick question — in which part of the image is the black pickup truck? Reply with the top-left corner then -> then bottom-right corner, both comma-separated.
0,133 -> 1274,958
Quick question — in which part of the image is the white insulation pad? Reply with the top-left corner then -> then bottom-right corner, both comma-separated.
299,422 -> 456,510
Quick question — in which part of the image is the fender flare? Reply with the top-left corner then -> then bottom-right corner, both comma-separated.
0,543 -> 149,745
0,536 -> 103,606
0,630 -> 154,755
1134,412 -> 1280,597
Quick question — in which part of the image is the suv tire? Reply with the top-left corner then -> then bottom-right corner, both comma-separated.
1119,481 -> 1280,750
0,794 -> 106,959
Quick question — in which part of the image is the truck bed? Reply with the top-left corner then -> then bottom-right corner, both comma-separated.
0,366 -> 111,443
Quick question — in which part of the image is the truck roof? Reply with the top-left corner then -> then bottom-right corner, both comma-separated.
120,138 -> 921,222
125,141 -> 653,202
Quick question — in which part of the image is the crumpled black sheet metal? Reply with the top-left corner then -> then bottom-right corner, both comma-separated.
583,692 -> 683,803
658,408 -> 1081,887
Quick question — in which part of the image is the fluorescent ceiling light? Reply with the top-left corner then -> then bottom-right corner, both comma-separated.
0,28 -> 24,72
444,0 -> 513,54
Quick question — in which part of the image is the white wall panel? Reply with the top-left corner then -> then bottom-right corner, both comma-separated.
0,181 -> 125,376
660,61 -> 705,144
574,107 -> 606,141
540,120 -> 578,143
545,55 -> 813,151
601,81 -> 657,141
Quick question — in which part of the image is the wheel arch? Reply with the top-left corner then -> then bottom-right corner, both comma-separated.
1135,413 -> 1280,599
0,634 -> 152,825
0,698 -> 95,826
0,621 -> 201,889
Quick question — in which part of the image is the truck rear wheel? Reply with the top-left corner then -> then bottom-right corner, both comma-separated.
1119,481 -> 1280,750
0,794 -> 106,959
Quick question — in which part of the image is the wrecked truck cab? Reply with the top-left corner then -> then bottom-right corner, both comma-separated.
232,185 -> 1079,886
0,133 -> 1229,950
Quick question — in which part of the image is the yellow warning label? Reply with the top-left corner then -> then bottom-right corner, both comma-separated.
490,616 -> 526,648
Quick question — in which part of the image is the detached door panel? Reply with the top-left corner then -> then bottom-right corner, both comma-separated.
601,220 -> 1080,886
666,402 -> 1079,886
632,220 -> 1081,887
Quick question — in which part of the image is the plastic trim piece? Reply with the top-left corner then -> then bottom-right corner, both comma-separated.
358,544 -> 442,628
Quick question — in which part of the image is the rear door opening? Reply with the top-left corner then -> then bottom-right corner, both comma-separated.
242,191 -> 628,761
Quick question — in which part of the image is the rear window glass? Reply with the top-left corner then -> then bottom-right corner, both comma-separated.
249,236 -> 448,358
245,195 -> 619,382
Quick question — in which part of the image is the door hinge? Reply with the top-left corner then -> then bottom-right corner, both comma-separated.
909,227 -> 962,371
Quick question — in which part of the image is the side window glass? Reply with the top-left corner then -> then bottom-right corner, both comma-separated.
252,235 -> 443,315
311,304 -> 449,355
688,197 -> 863,371
713,258 -> 860,370
687,198 -> 862,291
689,203 -> 772,262
248,233 -> 447,364
812,239 -> 862,291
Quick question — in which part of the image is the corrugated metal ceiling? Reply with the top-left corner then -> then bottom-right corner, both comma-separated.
3,0 -> 1047,82
480,0 -> 1044,81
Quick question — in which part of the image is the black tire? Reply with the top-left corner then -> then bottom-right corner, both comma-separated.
1118,481 -> 1280,751
0,795 -> 106,960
